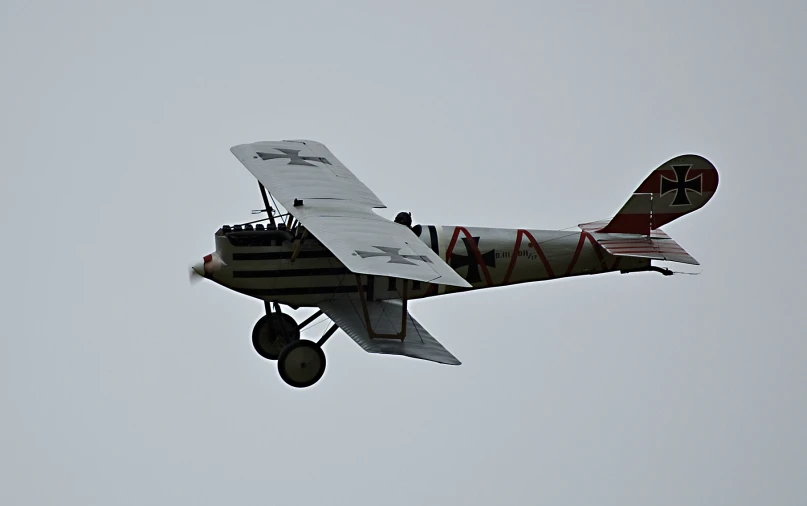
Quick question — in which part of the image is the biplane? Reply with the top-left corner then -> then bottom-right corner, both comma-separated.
191,140 -> 718,388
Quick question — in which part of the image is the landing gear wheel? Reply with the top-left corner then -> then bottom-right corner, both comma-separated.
252,314 -> 300,360
277,340 -> 326,388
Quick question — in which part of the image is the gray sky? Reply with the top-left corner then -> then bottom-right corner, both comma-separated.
2,1 -> 805,504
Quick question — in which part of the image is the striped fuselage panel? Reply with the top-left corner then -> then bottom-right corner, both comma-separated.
209,225 -> 649,307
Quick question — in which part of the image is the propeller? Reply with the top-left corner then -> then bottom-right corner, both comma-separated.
189,264 -> 204,285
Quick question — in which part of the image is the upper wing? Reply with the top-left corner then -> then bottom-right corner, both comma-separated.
231,140 -> 384,209
231,140 -> 470,288
319,298 -> 461,365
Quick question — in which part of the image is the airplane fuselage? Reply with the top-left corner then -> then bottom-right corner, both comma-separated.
202,223 -> 650,307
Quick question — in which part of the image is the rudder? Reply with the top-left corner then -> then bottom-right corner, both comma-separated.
593,154 -> 719,234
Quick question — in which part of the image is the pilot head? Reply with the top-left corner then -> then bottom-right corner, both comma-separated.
394,211 -> 413,228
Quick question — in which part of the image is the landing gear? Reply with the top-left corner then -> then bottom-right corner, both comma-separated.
252,313 -> 300,360
277,340 -> 327,388
252,303 -> 337,388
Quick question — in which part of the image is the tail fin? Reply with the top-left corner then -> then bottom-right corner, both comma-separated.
585,154 -> 719,234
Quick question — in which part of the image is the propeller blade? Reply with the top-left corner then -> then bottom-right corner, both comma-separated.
189,265 -> 203,285
189,259 -> 206,285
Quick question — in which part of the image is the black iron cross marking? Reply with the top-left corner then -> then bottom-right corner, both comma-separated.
354,246 -> 432,266
255,149 -> 331,167
450,237 -> 495,284
660,164 -> 703,206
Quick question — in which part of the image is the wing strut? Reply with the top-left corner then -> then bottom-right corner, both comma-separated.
258,182 -> 277,227
290,229 -> 309,263
354,274 -> 408,341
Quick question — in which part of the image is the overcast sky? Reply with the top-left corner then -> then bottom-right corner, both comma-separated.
2,1 -> 805,505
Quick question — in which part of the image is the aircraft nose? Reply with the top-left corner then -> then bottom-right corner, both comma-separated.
190,253 -> 226,284
195,253 -> 226,276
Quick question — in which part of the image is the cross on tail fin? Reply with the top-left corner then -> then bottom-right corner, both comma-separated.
590,154 -> 719,234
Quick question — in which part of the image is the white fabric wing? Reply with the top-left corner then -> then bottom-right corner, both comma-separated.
231,140 -> 384,209
231,140 -> 470,288
319,298 -> 461,366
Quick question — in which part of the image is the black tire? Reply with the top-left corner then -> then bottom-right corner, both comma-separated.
277,340 -> 326,388
252,313 -> 300,360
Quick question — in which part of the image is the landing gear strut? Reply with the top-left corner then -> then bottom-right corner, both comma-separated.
252,302 -> 300,360
253,303 -> 336,388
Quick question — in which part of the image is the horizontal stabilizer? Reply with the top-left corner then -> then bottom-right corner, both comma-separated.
580,224 -> 699,265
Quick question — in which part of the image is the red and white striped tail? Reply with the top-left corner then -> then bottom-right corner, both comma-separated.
586,154 -> 719,235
